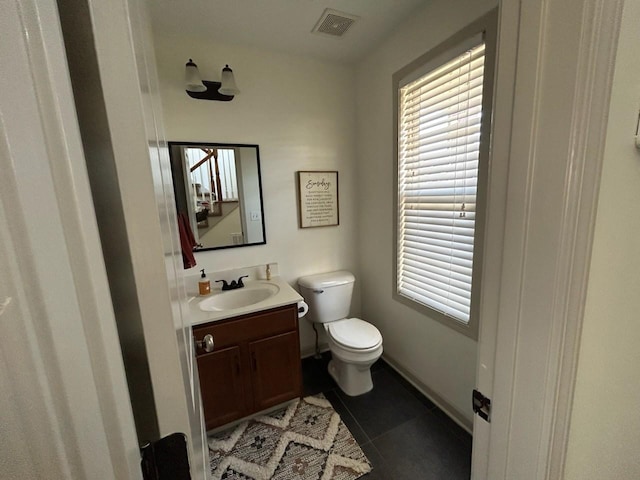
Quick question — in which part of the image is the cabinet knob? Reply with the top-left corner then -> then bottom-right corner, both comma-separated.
196,334 -> 215,353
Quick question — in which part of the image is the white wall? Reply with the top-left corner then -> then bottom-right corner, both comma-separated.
355,0 -> 496,425
565,0 -> 640,477
153,34 -> 359,354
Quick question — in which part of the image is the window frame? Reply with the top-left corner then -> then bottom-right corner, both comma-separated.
392,10 -> 497,340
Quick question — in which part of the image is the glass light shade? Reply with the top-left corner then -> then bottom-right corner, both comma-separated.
218,65 -> 240,96
185,59 -> 206,93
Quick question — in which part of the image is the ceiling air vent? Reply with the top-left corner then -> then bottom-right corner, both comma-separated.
312,9 -> 359,38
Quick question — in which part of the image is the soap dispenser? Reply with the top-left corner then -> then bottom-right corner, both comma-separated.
199,269 -> 211,296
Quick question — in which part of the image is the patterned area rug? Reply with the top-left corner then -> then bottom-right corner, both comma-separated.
208,394 -> 372,480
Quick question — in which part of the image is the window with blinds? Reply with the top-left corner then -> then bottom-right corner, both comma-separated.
397,40 -> 486,325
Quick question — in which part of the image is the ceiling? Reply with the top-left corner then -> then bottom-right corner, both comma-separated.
148,0 -> 428,64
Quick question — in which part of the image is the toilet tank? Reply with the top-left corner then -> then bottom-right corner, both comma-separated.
298,271 -> 355,324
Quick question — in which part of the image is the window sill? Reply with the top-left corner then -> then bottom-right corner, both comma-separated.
393,291 -> 479,340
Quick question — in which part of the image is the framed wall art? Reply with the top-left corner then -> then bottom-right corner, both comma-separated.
297,171 -> 339,228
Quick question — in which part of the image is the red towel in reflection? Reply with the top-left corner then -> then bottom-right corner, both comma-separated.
178,213 -> 197,269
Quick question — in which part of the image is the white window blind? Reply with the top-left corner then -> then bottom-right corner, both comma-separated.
397,41 -> 485,324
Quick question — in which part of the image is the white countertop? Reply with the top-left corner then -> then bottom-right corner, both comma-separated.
188,276 -> 304,326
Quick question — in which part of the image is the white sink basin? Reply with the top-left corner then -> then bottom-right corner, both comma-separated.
199,282 -> 280,311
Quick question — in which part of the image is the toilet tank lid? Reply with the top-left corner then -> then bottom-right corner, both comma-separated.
298,270 -> 355,289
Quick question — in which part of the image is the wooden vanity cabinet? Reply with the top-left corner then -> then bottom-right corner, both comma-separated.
196,346 -> 246,428
250,331 -> 301,411
193,303 -> 302,430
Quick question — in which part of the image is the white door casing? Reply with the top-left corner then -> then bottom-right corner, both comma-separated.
472,0 -> 623,479
0,0 -> 141,477
470,0 -> 519,476
76,0 -> 210,476
127,0 -> 210,475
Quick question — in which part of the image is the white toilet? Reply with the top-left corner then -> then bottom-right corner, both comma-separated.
298,271 -> 383,396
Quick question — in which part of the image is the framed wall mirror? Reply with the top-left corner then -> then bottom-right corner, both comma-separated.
169,141 -> 266,251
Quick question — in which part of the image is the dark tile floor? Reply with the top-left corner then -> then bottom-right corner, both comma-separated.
302,353 -> 472,480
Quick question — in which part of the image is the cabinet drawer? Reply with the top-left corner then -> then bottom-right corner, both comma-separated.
193,304 -> 297,353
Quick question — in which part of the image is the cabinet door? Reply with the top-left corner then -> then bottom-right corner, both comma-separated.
197,345 -> 246,430
249,331 -> 301,411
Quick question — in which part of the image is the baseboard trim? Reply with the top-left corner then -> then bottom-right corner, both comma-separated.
382,354 -> 473,434
300,344 -> 330,359
299,348 -> 472,433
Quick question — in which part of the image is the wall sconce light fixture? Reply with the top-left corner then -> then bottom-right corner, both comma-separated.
185,59 -> 240,102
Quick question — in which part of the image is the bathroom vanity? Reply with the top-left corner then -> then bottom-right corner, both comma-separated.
190,276 -> 303,430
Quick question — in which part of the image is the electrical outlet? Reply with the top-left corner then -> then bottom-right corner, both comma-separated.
250,212 -> 260,221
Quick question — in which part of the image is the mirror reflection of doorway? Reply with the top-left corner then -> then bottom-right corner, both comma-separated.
185,147 -> 242,243
168,142 -> 266,251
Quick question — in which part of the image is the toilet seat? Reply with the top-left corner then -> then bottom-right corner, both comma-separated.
326,318 -> 382,352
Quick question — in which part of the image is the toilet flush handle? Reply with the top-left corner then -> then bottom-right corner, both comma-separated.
313,289 -> 324,294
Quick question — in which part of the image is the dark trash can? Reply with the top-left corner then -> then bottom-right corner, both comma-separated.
141,432 -> 192,480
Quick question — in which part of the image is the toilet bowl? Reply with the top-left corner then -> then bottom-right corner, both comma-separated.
325,318 -> 383,396
298,271 -> 383,396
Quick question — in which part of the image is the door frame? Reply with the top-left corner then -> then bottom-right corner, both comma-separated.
0,0 -> 141,477
473,0 -> 623,478
3,0 -> 625,477
65,0 -> 211,477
